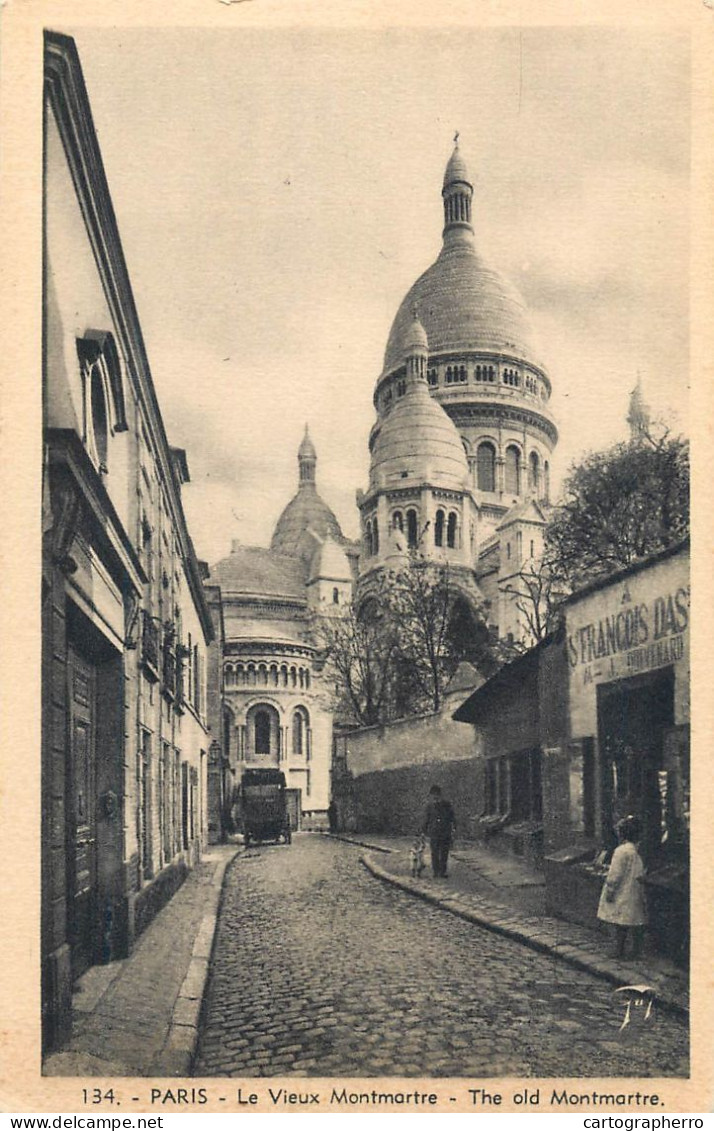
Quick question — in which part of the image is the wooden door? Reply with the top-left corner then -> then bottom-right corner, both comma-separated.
68,647 -> 97,978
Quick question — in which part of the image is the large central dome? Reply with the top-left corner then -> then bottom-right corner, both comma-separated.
382,142 -> 535,376
383,245 -> 533,375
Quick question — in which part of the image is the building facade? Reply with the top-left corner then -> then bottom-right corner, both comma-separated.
206,433 -> 355,832
358,140 -> 559,644
454,541 -> 690,965
42,32 -> 213,1051
551,541 -> 690,964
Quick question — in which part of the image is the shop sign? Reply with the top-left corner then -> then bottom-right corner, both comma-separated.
567,582 -> 689,689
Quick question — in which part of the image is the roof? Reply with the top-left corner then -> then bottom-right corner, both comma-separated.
222,614 -> 311,647
562,539 -> 690,608
497,498 -> 548,529
298,425 -> 317,462
402,311 -> 429,354
307,536 -> 352,583
209,544 -> 307,600
452,634 -> 555,723
369,379 -> 468,492
271,486 -> 344,562
443,142 -> 472,188
383,241 -> 535,375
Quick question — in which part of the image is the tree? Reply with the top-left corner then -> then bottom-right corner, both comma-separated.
319,553 -> 496,723
380,553 -> 492,715
546,428 -> 689,588
317,600 -> 399,728
501,550 -> 567,645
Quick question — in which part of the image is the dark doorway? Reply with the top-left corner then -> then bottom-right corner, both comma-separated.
509,748 -> 542,821
597,667 -> 675,865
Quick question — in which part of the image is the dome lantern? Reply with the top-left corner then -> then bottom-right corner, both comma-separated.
298,424 -> 317,486
442,133 -> 474,245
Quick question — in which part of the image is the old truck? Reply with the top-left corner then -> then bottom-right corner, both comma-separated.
236,768 -> 292,846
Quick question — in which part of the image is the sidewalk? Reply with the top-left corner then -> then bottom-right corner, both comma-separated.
333,833 -> 688,1020
43,844 -> 238,1078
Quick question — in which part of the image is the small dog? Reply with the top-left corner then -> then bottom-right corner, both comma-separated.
409,834 -> 427,878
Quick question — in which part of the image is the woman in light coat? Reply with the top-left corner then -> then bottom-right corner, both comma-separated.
597,815 -> 647,959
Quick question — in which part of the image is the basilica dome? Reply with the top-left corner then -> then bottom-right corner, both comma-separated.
381,141 -> 535,376
271,427 -> 344,563
271,491 -> 343,555
383,249 -> 534,375
369,315 -> 468,493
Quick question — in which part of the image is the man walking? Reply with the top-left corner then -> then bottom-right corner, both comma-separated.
422,784 -> 456,878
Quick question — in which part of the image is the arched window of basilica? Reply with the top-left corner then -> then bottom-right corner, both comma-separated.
373,518 -> 380,554
477,442 -> 496,492
529,451 -> 540,494
544,461 -> 550,503
434,509 -> 445,547
254,710 -> 271,756
447,512 -> 458,549
292,708 -> 310,757
505,446 -> 521,495
333,587 -> 339,605
292,711 -> 304,756
406,509 -> 418,549
365,522 -> 373,557
392,510 -> 403,532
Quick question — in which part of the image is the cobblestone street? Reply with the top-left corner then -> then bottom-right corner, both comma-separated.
195,836 -> 688,1078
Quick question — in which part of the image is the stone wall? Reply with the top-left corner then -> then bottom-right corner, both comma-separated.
337,690 -> 485,838
352,759 -> 485,839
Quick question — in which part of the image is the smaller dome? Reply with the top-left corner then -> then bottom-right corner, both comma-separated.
402,310 -> 429,355
298,425 -> 317,462
443,142 -> 471,189
370,381 -> 468,493
271,492 -> 344,562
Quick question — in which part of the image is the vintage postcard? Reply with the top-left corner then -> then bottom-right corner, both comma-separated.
1,0 -> 712,1117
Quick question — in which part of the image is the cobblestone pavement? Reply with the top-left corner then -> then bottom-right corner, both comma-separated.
195,836 -> 688,1078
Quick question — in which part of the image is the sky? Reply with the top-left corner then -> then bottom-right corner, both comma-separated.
68,25 -> 691,565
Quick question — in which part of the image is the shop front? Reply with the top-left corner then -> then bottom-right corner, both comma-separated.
546,542 -> 690,965
453,633 -> 569,861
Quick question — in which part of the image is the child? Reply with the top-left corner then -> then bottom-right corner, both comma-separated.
409,834 -> 427,878
597,815 -> 647,959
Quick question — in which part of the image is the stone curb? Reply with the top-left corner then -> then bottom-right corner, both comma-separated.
322,831 -> 393,854
361,852 -> 688,1022
150,848 -> 240,1076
